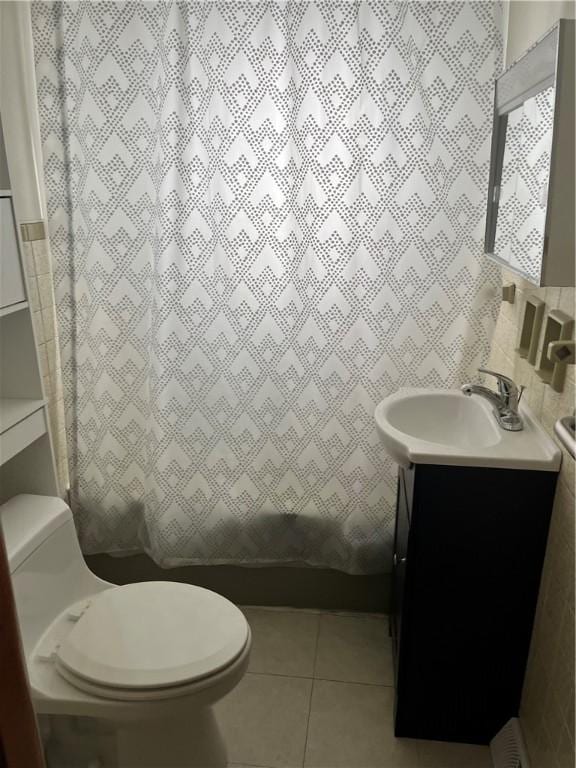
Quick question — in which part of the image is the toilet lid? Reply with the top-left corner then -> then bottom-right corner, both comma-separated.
56,582 -> 249,690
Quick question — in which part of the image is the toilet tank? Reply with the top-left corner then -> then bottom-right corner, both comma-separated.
0,495 -> 108,657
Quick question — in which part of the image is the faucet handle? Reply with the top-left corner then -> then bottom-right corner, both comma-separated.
477,368 -> 518,395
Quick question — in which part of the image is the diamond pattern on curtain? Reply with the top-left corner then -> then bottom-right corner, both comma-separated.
32,1 -> 501,574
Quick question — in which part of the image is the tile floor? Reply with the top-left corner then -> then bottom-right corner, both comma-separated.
217,607 -> 493,768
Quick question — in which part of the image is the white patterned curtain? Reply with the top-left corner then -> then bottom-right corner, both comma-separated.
32,1 -> 501,574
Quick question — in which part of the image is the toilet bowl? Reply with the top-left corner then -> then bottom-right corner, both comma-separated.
1,494 -> 252,768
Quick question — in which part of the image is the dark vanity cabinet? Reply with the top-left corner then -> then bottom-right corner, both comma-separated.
390,463 -> 558,745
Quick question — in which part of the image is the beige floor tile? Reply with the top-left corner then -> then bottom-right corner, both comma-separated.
243,607 -> 319,677
217,672 -> 312,768
314,613 -> 393,685
304,680 -> 420,768
417,739 -> 492,768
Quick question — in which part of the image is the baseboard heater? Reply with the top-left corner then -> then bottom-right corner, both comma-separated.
490,718 -> 531,768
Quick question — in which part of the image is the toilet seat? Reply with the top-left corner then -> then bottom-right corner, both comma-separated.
54,636 -> 251,702
54,582 -> 249,701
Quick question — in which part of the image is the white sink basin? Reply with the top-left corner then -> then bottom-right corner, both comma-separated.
375,388 -> 561,471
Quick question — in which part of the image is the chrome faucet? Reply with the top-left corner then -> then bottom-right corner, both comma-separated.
461,368 -> 524,431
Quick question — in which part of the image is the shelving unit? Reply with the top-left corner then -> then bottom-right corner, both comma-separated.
0,116 -> 57,501
0,300 -> 28,318
0,398 -> 45,432
0,403 -> 46,466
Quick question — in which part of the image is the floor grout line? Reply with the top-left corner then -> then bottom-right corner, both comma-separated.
245,671 -> 394,689
313,676 -> 394,688
301,614 -> 322,768
228,763 -> 284,768
241,605 -> 387,620
311,612 -> 322,679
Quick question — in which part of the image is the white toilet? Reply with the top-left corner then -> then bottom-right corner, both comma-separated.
1,494 -> 252,768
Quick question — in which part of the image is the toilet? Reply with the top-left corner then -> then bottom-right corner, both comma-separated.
1,494 -> 251,768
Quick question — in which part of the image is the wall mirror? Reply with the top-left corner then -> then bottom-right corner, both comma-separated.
485,19 -> 574,286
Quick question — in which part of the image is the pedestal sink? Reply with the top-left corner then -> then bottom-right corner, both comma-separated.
374,388 -> 561,471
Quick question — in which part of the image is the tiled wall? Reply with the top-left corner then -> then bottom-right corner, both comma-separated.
20,228 -> 69,494
488,270 -> 575,768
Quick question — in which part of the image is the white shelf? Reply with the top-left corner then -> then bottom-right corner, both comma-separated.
0,398 -> 45,433
0,189 -> 12,197
0,300 -> 29,318
0,400 -> 47,468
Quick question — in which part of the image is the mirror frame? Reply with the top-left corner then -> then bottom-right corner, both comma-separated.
484,19 -> 575,286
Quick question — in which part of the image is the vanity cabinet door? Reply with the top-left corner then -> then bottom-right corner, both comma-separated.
390,468 -> 411,681
392,463 -> 558,744
0,198 -> 26,309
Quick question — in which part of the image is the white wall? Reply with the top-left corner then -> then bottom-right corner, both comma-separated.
506,0 -> 575,65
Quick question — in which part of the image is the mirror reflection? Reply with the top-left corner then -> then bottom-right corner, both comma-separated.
494,86 -> 555,283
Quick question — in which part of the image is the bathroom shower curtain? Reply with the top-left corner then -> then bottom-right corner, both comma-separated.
32,1 -> 502,573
